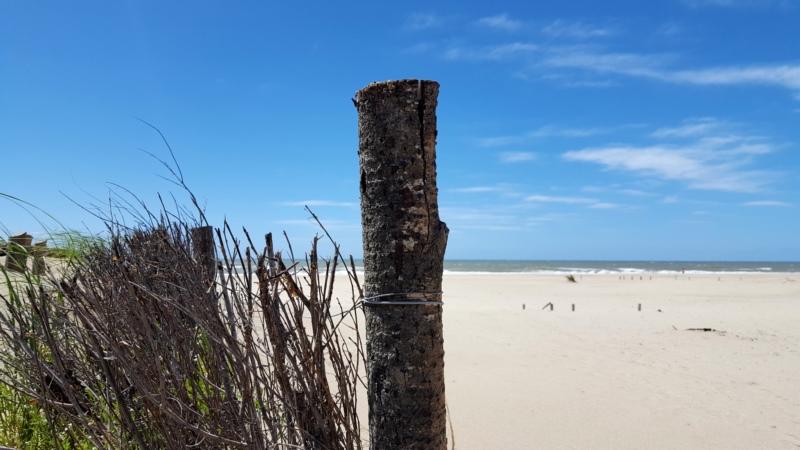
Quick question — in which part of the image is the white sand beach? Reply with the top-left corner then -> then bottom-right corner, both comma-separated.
3,257 -> 798,448
440,273 -> 800,449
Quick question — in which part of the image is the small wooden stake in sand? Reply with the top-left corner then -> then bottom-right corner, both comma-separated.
572,304 -> 575,312
638,303 -> 642,312
356,79 -> 448,449
4,232 -> 33,273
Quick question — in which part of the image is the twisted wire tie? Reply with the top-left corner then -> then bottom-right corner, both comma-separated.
361,291 -> 443,306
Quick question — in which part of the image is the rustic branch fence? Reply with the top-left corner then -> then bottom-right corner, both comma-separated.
0,77 -> 450,450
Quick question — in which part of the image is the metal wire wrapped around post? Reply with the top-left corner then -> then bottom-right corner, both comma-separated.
361,291 -> 444,306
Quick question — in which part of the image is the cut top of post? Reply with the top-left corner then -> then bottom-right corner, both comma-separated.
356,79 -> 439,102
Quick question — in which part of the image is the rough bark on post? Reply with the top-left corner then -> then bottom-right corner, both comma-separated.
191,226 -> 215,290
355,79 -> 449,449
4,232 -> 33,273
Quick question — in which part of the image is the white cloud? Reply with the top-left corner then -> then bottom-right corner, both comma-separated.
742,200 -> 792,207
620,189 -> 652,196
542,20 -> 616,39
528,125 -> 608,138
683,0 -> 742,6
588,202 -> 621,209
476,14 -> 523,31
444,42 -> 538,62
436,16 -> 799,98
563,141 -> 774,192
500,152 -> 537,163
563,118 -> 780,193
666,65 -> 800,90
404,13 -> 441,31
541,49 -> 673,76
651,118 -> 721,138
525,194 -> 624,210
525,213 -> 575,225
474,135 -> 524,147
540,48 -> 800,91
682,0 -> 789,8
474,125 -> 609,147
560,79 -> 620,88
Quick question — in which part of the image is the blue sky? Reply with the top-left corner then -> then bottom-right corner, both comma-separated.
1,1 -> 798,261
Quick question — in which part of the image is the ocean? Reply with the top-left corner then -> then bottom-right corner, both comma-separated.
233,259 -> 800,275
439,260 -> 800,275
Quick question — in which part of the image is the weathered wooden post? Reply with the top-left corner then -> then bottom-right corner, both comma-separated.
32,240 -> 48,275
191,225 -> 215,289
355,79 -> 449,449
4,232 -> 33,273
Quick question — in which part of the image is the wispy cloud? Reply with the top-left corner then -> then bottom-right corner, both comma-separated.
588,202 -> 621,209
499,152 -> 537,163
404,13 -> 441,31
662,196 -> 680,204
542,20 -> 616,39
541,49 -> 675,76
540,48 -> 800,91
667,65 -> 800,89
280,200 -> 357,207
525,194 -> 623,209
742,200 -> 792,207
681,0 -> 790,8
563,117 -> 782,193
651,117 -> 721,138
525,213 -> 576,226
563,134 -> 776,193
444,42 -> 538,62
682,0 -> 743,7
428,14 -> 799,98
474,125 -> 610,147
476,14 -> 523,31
